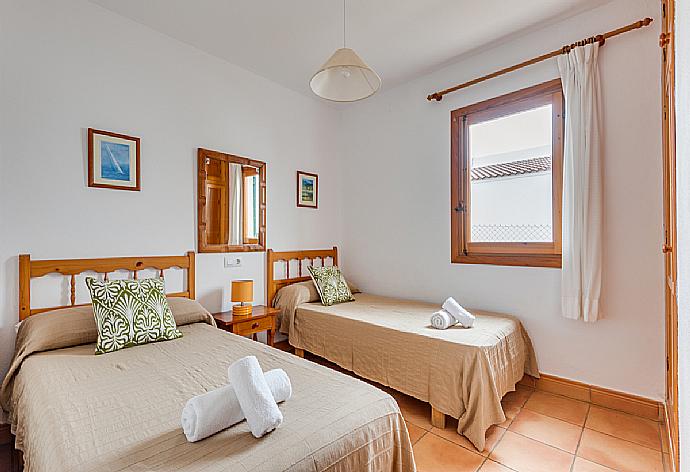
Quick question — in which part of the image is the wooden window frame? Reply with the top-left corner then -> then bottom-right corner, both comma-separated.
451,79 -> 564,268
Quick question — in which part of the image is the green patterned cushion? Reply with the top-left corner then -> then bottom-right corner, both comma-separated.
307,266 -> 355,306
86,277 -> 182,354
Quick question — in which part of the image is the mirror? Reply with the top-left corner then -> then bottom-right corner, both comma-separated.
197,148 -> 266,252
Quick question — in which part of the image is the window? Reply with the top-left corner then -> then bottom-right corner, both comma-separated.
242,166 -> 259,244
451,79 -> 563,268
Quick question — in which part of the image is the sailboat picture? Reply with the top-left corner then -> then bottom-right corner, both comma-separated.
88,128 -> 141,191
100,142 -> 130,181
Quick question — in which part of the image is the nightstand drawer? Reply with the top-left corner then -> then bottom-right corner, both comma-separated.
233,316 -> 273,336
212,306 -> 279,347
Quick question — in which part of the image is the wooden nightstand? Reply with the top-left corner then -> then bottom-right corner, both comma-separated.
212,305 -> 279,347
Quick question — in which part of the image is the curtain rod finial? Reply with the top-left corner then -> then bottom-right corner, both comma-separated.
427,93 -> 443,102
642,17 -> 653,26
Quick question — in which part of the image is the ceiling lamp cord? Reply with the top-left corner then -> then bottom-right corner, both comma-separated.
343,0 -> 346,48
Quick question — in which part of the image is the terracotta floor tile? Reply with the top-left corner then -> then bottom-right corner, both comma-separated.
509,408 -> 582,453
431,418 -> 505,456
407,421 -> 427,445
498,384 -> 534,428
413,433 -> 485,472
577,429 -> 664,472
585,406 -> 661,450
478,459 -> 514,472
524,391 -> 589,426
502,385 -> 534,408
394,393 -> 433,430
498,385 -> 533,429
503,384 -> 535,406
489,430 -> 573,472
501,395 -> 525,417
572,457 -> 618,472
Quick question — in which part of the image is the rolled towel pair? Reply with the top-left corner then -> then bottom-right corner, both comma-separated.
181,366 -> 291,442
430,310 -> 458,330
443,297 -> 476,328
229,356 -> 284,438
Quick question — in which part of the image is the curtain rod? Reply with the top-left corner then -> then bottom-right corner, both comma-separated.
427,17 -> 653,102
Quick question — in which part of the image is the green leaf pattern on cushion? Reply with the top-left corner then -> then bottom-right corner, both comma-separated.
88,280 -> 121,304
307,266 -> 355,306
86,277 -> 182,354
132,308 -> 162,344
97,309 -> 130,353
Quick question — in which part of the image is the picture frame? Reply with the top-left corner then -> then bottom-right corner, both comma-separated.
296,170 -> 318,208
88,128 -> 141,191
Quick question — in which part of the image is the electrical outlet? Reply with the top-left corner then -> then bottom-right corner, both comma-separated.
224,256 -> 242,268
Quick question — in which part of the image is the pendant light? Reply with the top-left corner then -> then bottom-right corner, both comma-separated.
310,0 -> 381,102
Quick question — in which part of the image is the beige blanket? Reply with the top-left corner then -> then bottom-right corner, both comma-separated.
285,293 -> 538,451
2,300 -> 414,472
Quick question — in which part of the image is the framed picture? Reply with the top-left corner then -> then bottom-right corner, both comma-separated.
88,128 -> 140,191
296,171 -> 318,208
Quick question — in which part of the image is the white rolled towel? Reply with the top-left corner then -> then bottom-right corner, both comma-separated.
430,310 -> 458,330
181,368 -> 291,442
228,356 -> 284,438
442,297 -> 476,328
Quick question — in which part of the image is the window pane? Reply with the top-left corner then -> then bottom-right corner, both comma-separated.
251,174 -> 259,239
469,105 -> 552,242
243,173 -> 259,240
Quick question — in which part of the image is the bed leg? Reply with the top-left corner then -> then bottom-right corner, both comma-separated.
431,406 -> 446,429
294,348 -> 305,358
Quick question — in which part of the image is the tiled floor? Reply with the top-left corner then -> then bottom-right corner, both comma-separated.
395,384 -> 668,472
282,344 -> 670,472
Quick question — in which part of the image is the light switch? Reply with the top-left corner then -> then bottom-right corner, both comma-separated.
224,256 -> 242,268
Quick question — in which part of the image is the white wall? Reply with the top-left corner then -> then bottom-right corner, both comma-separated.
471,174 -> 552,226
339,0 -> 664,399
0,0 -> 342,376
675,0 -> 689,468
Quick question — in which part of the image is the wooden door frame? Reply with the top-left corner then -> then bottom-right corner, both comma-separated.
661,0 -> 679,470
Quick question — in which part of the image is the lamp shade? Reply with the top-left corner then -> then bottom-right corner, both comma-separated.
231,280 -> 253,303
310,48 -> 381,102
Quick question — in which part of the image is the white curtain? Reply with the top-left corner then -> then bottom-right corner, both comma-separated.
229,164 -> 243,246
558,43 -> 603,322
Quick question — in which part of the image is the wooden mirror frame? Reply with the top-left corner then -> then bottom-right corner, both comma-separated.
197,148 -> 266,253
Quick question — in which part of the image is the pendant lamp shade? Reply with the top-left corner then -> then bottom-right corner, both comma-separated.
310,48 -> 381,102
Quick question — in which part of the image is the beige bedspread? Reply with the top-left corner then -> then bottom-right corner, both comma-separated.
287,293 -> 538,451
2,302 -> 414,472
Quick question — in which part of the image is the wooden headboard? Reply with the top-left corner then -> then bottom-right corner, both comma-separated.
18,251 -> 196,320
266,247 -> 338,306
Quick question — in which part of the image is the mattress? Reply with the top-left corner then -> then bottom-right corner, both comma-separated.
288,293 -> 538,451
2,303 -> 414,472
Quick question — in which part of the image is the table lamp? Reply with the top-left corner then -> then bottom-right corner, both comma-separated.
231,279 -> 253,316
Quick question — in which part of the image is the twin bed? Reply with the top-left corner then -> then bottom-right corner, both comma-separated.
267,247 -> 538,451
2,253 -> 414,472
2,247 -> 537,471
